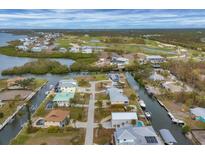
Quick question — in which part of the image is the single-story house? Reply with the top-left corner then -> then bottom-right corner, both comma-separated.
146,55 -> 165,63
112,57 -> 129,68
70,46 -> 80,53
190,107 -> 205,123
53,92 -> 74,107
149,72 -> 165,81
111,112 -> 138,128
59,47 -> 67,53
114,126 -> 162,145
44,109 -> 70,127
16,45 -> 29,51
107,87 -> 129,105
81,46 -> 93,54
31,46 -> 42,52
57,79 -> 77,93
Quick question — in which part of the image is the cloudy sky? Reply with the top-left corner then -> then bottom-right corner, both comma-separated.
0,10 -> 205,29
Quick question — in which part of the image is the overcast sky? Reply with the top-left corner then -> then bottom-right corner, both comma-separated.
0,10 -> 205,29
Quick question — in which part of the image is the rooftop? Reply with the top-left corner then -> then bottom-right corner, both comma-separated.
53,92 -> 74,102
112,112 -> 138,120
45,109 -> 69,122
108,87 -> 129,103
114,126 -> 161,145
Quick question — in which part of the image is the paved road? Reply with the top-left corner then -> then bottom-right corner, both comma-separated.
85,82 -> 96,145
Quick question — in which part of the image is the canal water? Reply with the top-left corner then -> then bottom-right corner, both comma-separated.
0,32 -> 191,145
0,32 -> 76,144
0,32 -> 27,47
125,72 -> 192,145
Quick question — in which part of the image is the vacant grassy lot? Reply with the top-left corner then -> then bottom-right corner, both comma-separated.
94,128 -> 115,145
72,93 -> 90,105
0,100 -> 24,124
11,126 -> 85,145
0,79 -> 7,90
70,107 -> 87,122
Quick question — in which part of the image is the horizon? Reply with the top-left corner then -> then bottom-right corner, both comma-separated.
1,10 -> 205,29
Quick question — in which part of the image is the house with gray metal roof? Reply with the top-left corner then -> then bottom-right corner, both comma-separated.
114,126 -> 162,145
107,87 -> 129,105
111,112 -> 138,128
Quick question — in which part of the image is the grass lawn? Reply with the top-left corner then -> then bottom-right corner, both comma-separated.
95,92 -> 109,101
30,78 -> 47,91
72,93 -> 90,105
0,79 -> 7,90
33,94 -> 54,118
93,128 -> 115,145
92,74 -> 108,81
11,126 -> 85,145
0,100 -> 24,124
70,107 -> 87,122
95,105 -> 125,123
75,76 -> 90,87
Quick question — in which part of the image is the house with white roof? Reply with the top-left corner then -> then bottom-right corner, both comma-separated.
16,45 -> 29,52
114,126 -> 162,145
149,72 -> 165,81
112,57 -> 129,68
146,55 -> 165,63
107,87 -> 129,105
56,79 -> 77,93
81,46 -> 93,54
111,112 -> 138,128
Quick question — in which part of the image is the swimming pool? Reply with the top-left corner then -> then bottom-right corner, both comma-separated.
136,121 -> 145,127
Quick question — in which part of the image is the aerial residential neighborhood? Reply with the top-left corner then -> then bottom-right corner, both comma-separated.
0,9 -> 205,147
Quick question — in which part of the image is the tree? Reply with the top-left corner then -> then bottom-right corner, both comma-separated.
182,125 -> 191,134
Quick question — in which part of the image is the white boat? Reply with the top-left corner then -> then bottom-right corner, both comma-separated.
168,112 -> 174,119
172,118 -> 184,125
145,111 -> 152,119
45,91 -> 50,95
139,99 -> 146,109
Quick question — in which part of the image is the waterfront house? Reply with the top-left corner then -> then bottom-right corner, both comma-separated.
53,92 -> 74,107
81,46 -> 93,54
31,46 -> 42,52
57,79 -> 77,93
111,112 -> 138,128
59,47 -> 67,53
112,57 -> 129,68
190,107 -> 205,123
114,126 -> 161,145
16,45 -> 28,52
44,109 -> 69,127
146,55 -> 165,63
149,72 -> 165,81
70,46 -> 80,53
107,87 -> 129,105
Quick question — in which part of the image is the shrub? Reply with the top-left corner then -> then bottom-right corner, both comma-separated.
47,126 -> 62,133
182,125 -> 191,134
0,112 -> 4,118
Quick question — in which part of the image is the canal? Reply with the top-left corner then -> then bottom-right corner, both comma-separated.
125,72 -> 192,145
